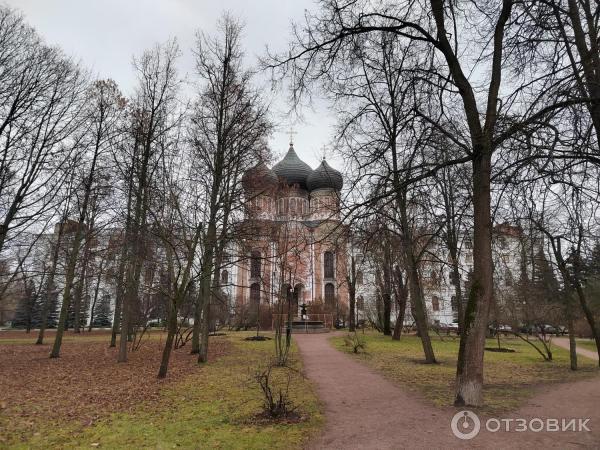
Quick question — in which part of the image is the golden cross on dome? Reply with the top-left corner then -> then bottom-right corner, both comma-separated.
287,127 -> 297,146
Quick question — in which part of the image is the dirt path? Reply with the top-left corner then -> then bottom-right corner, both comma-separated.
295,333 -> 600,449
554,337 -> 599,361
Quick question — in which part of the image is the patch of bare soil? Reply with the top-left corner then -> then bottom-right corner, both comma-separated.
0,332 -> 228,443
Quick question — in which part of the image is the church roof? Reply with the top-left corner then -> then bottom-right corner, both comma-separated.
242,161 -> 278,191
307,159 -> 343,191
272,144 -> 313,189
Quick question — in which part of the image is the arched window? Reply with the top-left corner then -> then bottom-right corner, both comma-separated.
221,269 -> 228,285
451,295 -> 458,312
324,251 -> 334,279
432,296 -> 440,312
356,270 -> 363,285
250,283 -> 260,305
324,283 -> 335,308
250,250 -> 261,278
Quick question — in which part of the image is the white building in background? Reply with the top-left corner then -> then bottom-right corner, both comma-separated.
352,223 -> 528,328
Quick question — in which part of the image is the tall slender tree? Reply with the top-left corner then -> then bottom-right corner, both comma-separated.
189,14 -> 270,362
51,80 -> 124,358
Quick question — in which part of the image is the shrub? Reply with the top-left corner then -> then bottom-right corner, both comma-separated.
344,331 -> 366,354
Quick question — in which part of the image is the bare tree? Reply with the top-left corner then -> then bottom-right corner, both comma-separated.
36,216 -> 67,344
50,80 -> 124,358
346,253 -> 358,332
189,14 -> 270,363
0,6 -> 87,255
155,171 -> 203,378
322,31 -> 437,360
531,180 -> 600,364
117,41 -> 182,363
266,0 -> 579,406
391,264 -> 408,340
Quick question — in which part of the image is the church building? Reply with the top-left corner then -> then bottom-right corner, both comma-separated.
223,140 -> 526,331
225,142 -> 349,321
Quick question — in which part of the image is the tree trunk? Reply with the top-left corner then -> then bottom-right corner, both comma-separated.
196,197 -> 218,361
111,155 -> 135,347
119,140 -> 151,362
198,297 -> 211,363
449,252 -> 464,334
398,193 -> 436,363
406,261 -> 436,363
382,244 -> 392,336
382,291 -> 392,336
348,279 -> 356,333
454,150 -> 494,407
50,226 -> 85,358
73,273 -> 85,333
392,265 -> 407,341
567,311 -> 578,371
37,222 -> 65,345
118,288 -> 130,362
73,219 -> 94,333
110,287 -> 122,347
573,284 -> 600,365
198,252 -> 214,363
190,292 -> 202,354
88,257 -> 104,332
158,298 -> 178,378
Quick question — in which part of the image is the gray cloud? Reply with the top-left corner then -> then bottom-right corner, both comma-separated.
6,0 -> 339,169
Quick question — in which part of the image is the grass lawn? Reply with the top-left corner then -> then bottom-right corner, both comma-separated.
0,328 -> 168,345
577,339 -> 598,354
0,331 -> 322,449
331,332 -> 599,414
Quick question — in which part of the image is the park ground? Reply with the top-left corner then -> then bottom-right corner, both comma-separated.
330,332 -> 599,414
0,330 -> 322,449
0,329 -> 598,449
298,331 -> 600,449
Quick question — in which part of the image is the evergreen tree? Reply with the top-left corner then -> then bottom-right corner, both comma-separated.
92,294 -> 112,327
585,241 -> 600,278
67,280 -> 89,329
532,247 -> 560,302
12,280 -> 41,331
583,241 -> 600,312
44,289 -> 60,329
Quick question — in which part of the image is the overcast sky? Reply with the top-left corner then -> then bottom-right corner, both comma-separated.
6,0 -> 338,169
